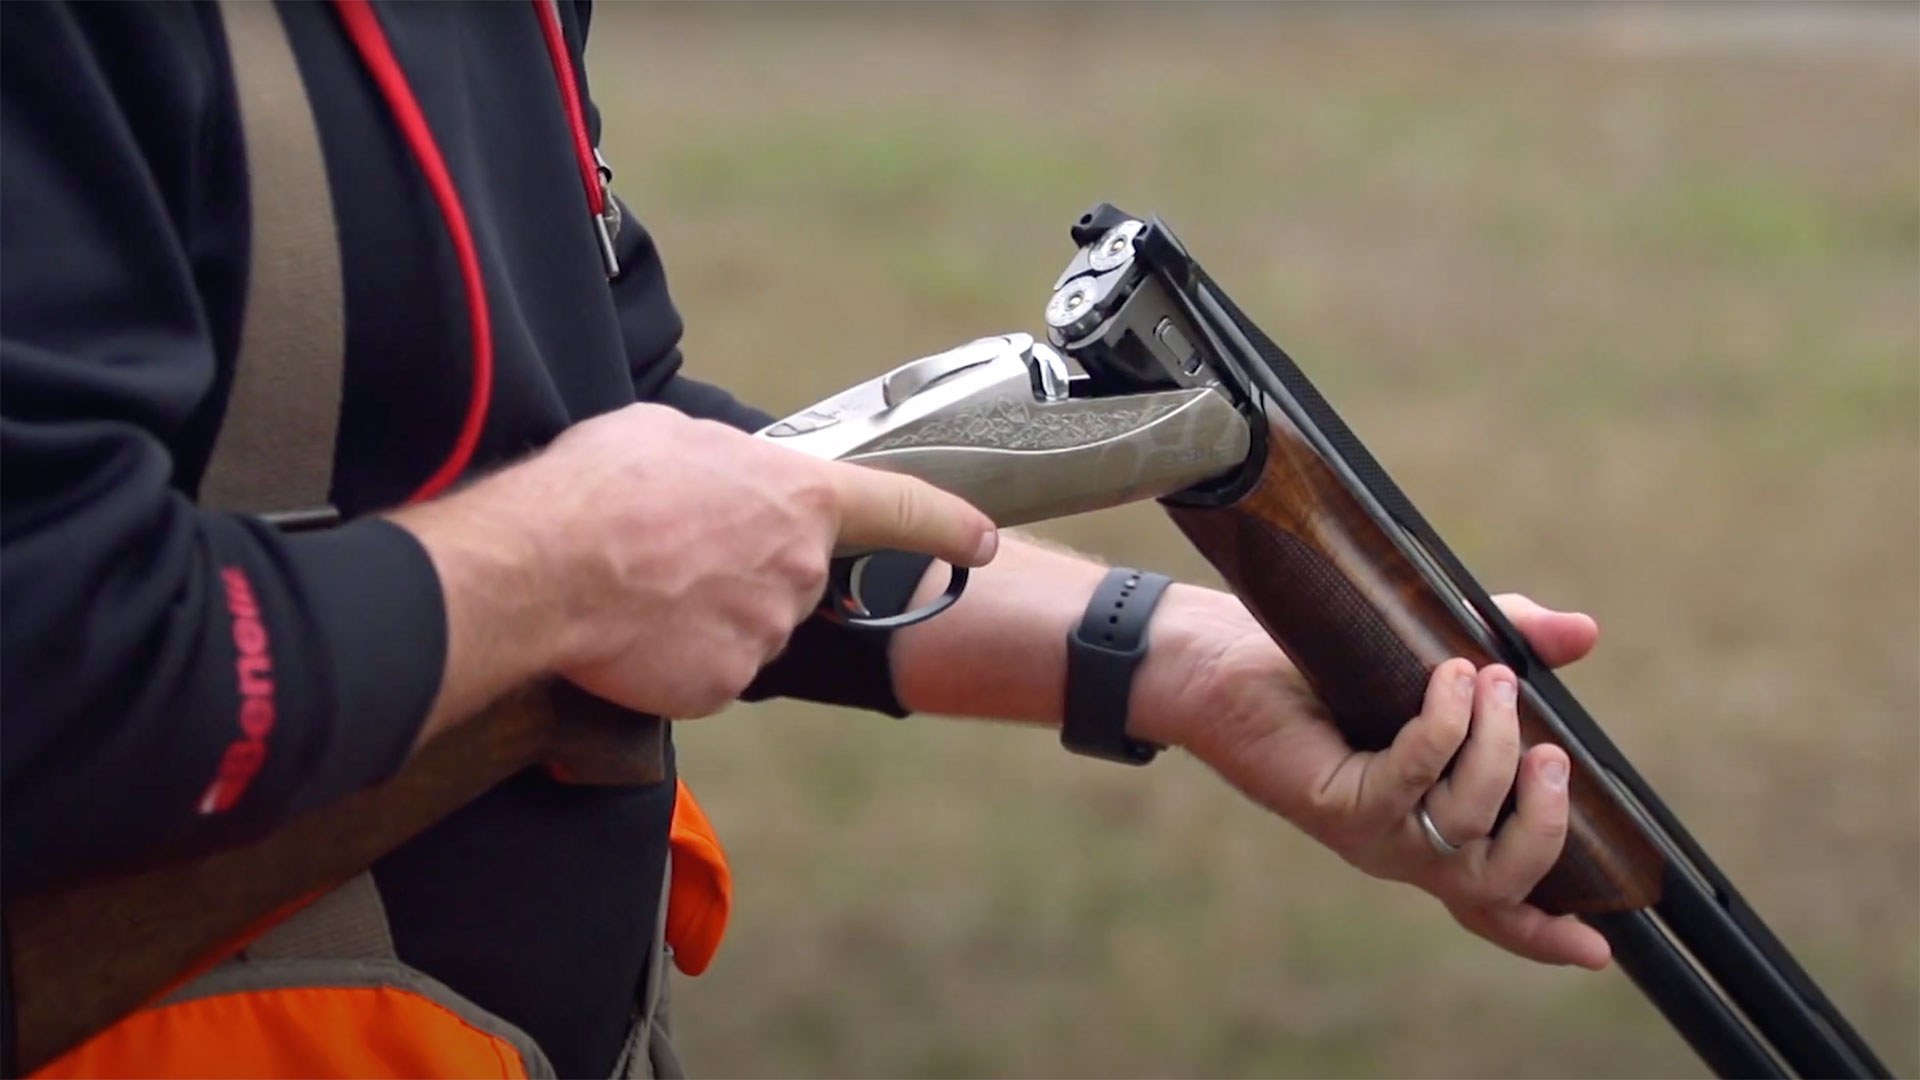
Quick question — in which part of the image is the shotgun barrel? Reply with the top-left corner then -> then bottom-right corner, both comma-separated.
1047,201 -> 1891,1080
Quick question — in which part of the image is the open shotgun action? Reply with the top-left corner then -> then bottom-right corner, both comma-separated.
1,204 -> 1890,1079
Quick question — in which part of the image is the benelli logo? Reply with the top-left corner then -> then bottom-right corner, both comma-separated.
197,566 -> 277,815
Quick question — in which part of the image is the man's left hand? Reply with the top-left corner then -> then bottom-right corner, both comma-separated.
1127,585 -> 1614,971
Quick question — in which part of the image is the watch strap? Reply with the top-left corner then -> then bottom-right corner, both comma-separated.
1062,567 -> 1173,765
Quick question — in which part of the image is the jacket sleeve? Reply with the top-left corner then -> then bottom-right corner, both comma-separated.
0,4 -> 446,896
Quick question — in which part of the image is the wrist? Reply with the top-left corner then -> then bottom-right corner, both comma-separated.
466,458 -> 604,673
384,463 -> 584,737
1123,583 -> 1253,752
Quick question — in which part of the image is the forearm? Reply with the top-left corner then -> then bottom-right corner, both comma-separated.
887,533 -> 1243,749
887,533 -> 1104,725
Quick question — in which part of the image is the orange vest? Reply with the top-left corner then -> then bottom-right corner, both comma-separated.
32,780 -> 729,1080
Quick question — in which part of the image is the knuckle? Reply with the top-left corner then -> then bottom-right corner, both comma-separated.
624,403 -> 691,443
1398,774 -> 1436,809
783,546 -> 830,595
727,650 -> 762,692
760,628 -> 793,666
671,686 -> 725,719
1462,801 -> 1503,840
757,601 -> 799,657
691,654 -> 758,715
1388,733 -> 1456,804
685,682 -> 731,718
676,694 -> 721,720
670,622 -> 767,717
1401,749 -> 1449,796
1423,695 -> 1470,746
1486,725 -> 1523,762
891,479 -> 922,533
1534,805 -> 1570,846
801,466 -> 840,510
678,410 -> 730,438
782,464 -> 839,520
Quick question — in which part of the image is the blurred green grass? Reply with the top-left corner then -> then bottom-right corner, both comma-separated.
587,4 -> 1919,1077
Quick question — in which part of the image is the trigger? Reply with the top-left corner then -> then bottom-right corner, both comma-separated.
821,555 -> 968,631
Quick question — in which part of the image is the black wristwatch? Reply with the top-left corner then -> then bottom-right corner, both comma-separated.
1061,567 -> 1174,766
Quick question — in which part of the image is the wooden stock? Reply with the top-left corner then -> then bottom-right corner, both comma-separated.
4,681 -> 664,1074
1164,410 -> 1665,917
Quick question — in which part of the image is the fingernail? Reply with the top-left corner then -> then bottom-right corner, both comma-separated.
972,529 -> 998,565
1454,673 -> 1474,700
1543,758 -> 1568,790
1496,679 -> 1517,706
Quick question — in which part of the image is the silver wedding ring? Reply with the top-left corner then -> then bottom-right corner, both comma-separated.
1416,799 -> 1461,856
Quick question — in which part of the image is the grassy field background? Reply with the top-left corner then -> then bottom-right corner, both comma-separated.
585,4 -> 1918,1077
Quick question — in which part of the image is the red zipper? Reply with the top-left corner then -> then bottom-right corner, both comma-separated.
531,0 -> 604,218
328,0 -> 614,504
532,0 -> 621,276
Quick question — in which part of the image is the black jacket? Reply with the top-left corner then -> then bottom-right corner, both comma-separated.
1,2 -> 925,1073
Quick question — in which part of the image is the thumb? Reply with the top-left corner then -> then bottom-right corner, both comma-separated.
1493,593 -> 1600,669
829,461 -> 999,568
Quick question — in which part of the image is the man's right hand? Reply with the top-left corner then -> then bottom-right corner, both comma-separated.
389,402 -> 999,740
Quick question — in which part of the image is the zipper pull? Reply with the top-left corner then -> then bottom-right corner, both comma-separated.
593,147 -> 620,277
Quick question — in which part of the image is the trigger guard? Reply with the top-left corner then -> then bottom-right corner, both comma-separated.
821,556 -> 969,631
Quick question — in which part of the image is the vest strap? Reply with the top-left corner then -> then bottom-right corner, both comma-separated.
200,0 -> 345,515
235,872 -> 396,964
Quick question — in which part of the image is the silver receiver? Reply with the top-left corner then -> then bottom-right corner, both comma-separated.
758,332 -> 1250,532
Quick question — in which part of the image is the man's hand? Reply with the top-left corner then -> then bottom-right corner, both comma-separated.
1131,586 -> 1613,970
891,537 -> 1609,971
392,402 -> 999,741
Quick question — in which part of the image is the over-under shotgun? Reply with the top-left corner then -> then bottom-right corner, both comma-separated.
1,204 -> 1891,1079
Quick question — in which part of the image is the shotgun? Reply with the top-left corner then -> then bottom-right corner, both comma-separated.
1020,202 -> 1892,1079
2,205 -> 1891,1078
